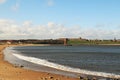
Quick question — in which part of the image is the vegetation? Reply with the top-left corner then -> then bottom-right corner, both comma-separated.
0,39 -> 64,45
67,39 -> 120,45
0,38 -> 120,45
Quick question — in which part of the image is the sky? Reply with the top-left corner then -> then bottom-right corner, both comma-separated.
0,0 -> 120,39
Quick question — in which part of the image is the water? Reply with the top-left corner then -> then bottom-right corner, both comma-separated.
3,45 -> 120,78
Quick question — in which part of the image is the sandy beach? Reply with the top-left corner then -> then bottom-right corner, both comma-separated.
0,45 -> 79,80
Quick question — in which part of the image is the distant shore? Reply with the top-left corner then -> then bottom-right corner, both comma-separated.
66,44 -> 120,46
98,44 -> 120,45
0,44 -> 78,80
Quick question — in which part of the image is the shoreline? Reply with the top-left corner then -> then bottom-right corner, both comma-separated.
1,44 -> 120,80
0,45 -> 79,80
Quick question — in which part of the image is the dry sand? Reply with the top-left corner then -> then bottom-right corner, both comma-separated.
0,45 -> 79,80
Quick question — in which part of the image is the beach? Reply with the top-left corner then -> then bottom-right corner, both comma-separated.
0,45 -> 79,80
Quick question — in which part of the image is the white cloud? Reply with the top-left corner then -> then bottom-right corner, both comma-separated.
11,0 -> 19,11
47,0 -> 54,6
0,19 -> 119,39
23,21 -> 33,26
0,0 -> 6,4
12,3 -> 19,11
47,22 -> 55,27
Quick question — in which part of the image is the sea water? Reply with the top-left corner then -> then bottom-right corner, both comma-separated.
3,45 -> 120,78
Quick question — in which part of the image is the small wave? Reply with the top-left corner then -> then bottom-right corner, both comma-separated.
12,53 -> 120,78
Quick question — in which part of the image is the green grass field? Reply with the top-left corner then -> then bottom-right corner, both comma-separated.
67,39 -> 120,45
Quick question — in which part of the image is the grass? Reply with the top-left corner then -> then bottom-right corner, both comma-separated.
67,39 -> 120,45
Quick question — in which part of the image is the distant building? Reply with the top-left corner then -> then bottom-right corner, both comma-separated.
6,40 -> 12,45
64,38 -> 68,45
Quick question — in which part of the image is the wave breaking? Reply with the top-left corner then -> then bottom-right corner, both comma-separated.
12,53 -> 120,78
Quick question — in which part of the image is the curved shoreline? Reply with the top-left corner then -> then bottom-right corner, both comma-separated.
12,51 -> 120,79
1,44 -> 120,80
0,45 -> 78,80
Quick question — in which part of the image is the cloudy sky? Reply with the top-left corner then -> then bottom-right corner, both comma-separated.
0,0 -> 120,39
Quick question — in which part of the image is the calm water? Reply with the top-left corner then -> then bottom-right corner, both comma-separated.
4,45 -> 120,78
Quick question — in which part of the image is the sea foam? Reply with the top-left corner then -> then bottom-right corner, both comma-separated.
12,53 -> 120,78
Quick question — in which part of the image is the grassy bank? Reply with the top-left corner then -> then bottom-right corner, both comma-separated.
67,39 -> 120,45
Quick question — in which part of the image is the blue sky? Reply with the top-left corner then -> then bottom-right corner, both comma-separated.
0,0 -> 120,39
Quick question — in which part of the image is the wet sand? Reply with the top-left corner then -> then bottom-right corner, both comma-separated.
0,45 -> 79,80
